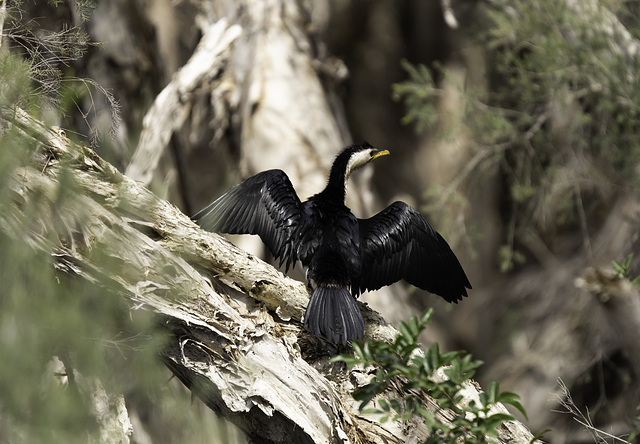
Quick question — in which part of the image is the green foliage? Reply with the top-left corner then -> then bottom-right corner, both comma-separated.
0,52 -> 37,110
5,15 -> 91,93
8,0 -> 96,22
0,123 -> 239,440
4,0 -> 120,145
0,72 -> 166,440
0,4 -> 230,443
392,59 -> 440,134
497,244 -> 526,273
332,309 -> 527,443
394,1 -> 640,270
612,253 -> 640,286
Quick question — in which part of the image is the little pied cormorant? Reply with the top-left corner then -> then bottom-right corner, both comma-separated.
194,143 -> 471,345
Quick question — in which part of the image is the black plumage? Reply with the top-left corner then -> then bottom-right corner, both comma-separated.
194,143 -> 471,345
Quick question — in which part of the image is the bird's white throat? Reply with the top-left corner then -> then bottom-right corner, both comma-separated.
345,149 -> 375,181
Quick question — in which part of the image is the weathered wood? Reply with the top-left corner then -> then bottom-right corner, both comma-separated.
6,109 -> 538,443
125,18 -> 241,186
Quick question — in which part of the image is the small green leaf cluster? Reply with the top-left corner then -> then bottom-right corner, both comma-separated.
333,309 -> 527,443
392,59 -> 440,134
612,253 -> 640,286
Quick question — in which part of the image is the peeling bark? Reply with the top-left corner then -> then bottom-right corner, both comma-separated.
125,18 -> 241,187
5,109 -> 538,443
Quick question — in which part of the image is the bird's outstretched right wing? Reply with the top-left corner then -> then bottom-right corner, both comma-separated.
357,201 -> 471,302
193,169 -> 303,271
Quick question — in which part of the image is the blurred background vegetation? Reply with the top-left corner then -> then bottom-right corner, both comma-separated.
2,0 -> 640,442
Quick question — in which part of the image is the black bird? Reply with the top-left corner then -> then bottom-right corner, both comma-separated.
194,143 -> 471,345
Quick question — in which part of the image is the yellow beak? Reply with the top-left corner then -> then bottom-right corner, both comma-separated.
371,149 -> 390,161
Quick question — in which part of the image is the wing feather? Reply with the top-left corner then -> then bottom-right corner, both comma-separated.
358,201 -> 471,302
193,169 -> 303,270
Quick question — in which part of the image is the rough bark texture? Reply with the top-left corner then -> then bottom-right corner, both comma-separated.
125,18 -> 242,187
7,109 -> 537,443
125,0 -> 408,339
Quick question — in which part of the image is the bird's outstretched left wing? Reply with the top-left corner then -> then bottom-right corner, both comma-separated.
193,169 -> 303,271
357,201 -> 471,302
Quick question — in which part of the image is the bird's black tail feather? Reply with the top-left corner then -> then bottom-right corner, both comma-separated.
304,285 -> 364,345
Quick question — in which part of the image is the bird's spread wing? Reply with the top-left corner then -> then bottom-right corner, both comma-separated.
193,169 -> 303,270
358,201 -> 471,302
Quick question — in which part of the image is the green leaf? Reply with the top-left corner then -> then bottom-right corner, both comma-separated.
482,412 -> 515,429
439,350 -> 463,366
425,342 -> 441,373
452,393 -> 464,406
444,354 -> 482,384
352,341 -> 365,361
487,380 -> 500,404
420,308 -> 434,326
362,340 -> 373,362
397,320 -> 413,343
408,315 -> 420,336
478,391 -> 488,408
530,428 -> 552,442
329,353 -> 359,366
496,391 -> 528,420
389,398 -> 403,414
373,368 -> 387,384
360,407 -> 384,415
353,383 -> 383,411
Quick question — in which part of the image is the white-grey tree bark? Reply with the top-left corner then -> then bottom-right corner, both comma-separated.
125,0 -> 412,331
7,108 -> 538,443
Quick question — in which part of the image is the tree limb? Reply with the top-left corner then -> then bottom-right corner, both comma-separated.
125,18 -> 241,186
7,109 -> 538,443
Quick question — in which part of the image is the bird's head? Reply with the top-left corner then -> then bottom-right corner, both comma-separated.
342,143 -> 390,179
323,143 -> 390,199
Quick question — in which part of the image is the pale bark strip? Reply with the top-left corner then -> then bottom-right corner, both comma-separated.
7,111 -> 538,443
222,0 -> 347,194
125,18 -> 241,185
45,356 -> 133,444
0,0 -> 6,51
